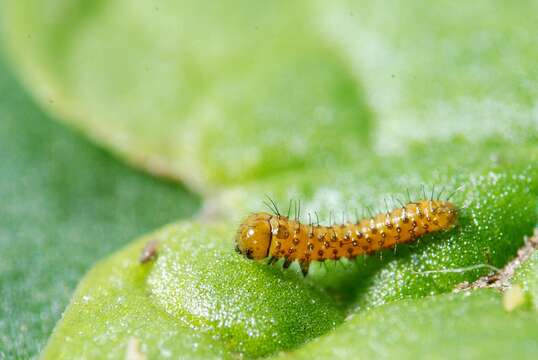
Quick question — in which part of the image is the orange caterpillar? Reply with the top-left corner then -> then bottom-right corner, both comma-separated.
235,199 -> 457,276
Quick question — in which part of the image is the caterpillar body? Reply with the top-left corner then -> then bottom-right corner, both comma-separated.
235,200 -> 457,276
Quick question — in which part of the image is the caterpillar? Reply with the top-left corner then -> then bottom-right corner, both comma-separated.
235,198 -> 458,276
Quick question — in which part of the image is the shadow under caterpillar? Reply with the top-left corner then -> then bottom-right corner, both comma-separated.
235,198 -> 458,276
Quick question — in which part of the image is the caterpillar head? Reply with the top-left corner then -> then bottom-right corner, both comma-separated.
235,212 -> 273,260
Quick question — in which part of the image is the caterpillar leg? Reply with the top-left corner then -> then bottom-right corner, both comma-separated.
299,260 -> 310,277
283,258 -> 292,269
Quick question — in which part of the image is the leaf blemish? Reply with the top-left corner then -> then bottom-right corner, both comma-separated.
139,239 -> 160,264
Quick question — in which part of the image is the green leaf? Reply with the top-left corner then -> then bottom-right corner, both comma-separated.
0,50 -> 199,358
276,289 -> 538,359
44,223 -> 343,358
212,138 -> 538,309
40,235 -> 227,359
2,1 -> 538,359
512,249 -> 538,310
41,140 -> 538,358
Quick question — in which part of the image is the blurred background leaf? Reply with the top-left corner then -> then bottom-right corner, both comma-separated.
2,1 -> 537,191
315,0 -> 538,151
1,0 -> 373,190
